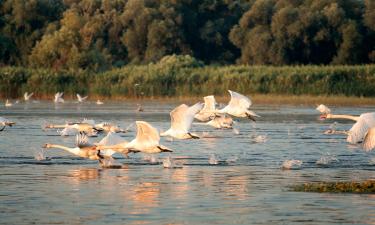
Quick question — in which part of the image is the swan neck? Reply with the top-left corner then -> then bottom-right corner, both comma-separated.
329,114 -> 359,121
49,144 -> 77,154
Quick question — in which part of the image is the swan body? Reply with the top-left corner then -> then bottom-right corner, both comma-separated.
95,122 -> 126,133
0,117 -> 15,131
24,92 -> 34,101
218,90 -> 259,120
195,95 -> 217,122
96,100 -> 104,105
206,115 -> 233,129
161,103 -> 203,139
45,121 -> 99,135
125,121 -> 172,154
77,94 -> 88,103
54,92 -> 64,103
95,132 -> 132,157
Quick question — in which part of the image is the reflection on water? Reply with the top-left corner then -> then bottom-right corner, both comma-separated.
1,102 -> 375,224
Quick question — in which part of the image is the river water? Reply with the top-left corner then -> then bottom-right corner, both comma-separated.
0,101 -> 374,224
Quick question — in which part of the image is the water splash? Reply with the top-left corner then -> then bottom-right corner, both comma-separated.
209,154 -> 219,165
369,158 -> 375,165
226,156 -> 238,164
144,154 -> 159,164
316,154 -> 339,166
233,128 -> 240,135
34,149 -> 49,161
125,122 -> 134,132
281,160 -> 302,170
100,157 -> 122,168
251,134 -> 268,143
163,156 -> 183,168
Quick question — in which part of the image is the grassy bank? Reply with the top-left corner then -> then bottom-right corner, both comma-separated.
291,180 -> 375,193
1,56 -> 375,101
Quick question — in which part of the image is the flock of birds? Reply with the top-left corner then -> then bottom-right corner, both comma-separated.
1,90 -> 375,168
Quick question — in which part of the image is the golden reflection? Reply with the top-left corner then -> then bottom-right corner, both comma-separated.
128,182 -> 160,214
223,175 -> 249,201
169,168 -> 189,200
68,168 -> 101,182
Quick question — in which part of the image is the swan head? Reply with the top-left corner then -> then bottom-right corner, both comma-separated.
320,113 -> 332,120
42,143 -> 52,148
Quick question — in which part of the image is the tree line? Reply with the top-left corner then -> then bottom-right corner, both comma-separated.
0,0 -> 374,71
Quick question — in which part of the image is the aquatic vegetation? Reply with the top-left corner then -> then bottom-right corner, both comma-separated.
292,180 -> 375,193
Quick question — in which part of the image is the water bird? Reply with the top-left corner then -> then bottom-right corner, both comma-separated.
95,131 -> 132,157
161,103 -> 203,139
54,92 -> 64,103
5,99 -> 12,107
45,119 -> 100,136
43,132 -> 111,164
96,99 -> 104,105
217,90 -> 260,121
0,117 -> 15,131
194,95 -> 217,122
24,92 -> 34,101
98,121 -> 172,155
76,93 -> 88,103
95,122 -> 127,133
136,103 -> 144,112
321,112 -> 375,150
206,114 -> 233,129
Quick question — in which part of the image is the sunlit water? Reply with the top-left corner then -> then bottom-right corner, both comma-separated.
1,101 -> 375,224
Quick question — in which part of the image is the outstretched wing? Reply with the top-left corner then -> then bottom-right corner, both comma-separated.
184,102 -> 204,131
98,131 -> 125,146
170,104 -> 189,132
363,127 -> 375,151
76,132 -> 94,148
202,95 -> 216,111
347,119 -> 369,144
135,121 -> 160,147
227,90 -> 252,110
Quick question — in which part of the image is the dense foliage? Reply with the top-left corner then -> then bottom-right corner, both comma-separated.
1,55 -> 374,98
0,0 -> 374,70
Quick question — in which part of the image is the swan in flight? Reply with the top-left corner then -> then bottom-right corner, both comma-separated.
95,132 -> 139,157
0,117 -> 15,131
161,103 -> 203,139
45,119 -> 100,136
77,94 -> 88,103
95,122 -> 127,133
98,121 -> 172,154
96,100 -> 104,105
54,92 -> 64,103
316,104 -> 331,115
195,95 -> 217,122
5,99 -> 12,107
206,115 -> 233,129
217,90 -> 260,121
321,112 -> 375,150
43,132 -> 111,163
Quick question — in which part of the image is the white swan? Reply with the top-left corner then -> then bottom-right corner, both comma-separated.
77,93 -> 88,103
43,132 -> 110,162
24,92 -> 34,101
5,99 -> 12,107
160,102 -> 203,139
206,115 -> 233,129
96,100 -> 104,105
0,117 -> 15,131
322,112 -> 375,150
99,121 -> 172,154
54,92 -> 64,103
194,95 -> 216,122
45,120 -> 99,135
95,132 -> 139,157
218,90 -> 259,121
95,122 -> 127,133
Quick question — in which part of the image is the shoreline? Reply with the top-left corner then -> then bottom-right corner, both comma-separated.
3,94 -> 375,106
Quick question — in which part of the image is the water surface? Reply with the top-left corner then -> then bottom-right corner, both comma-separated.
1,101 -> 375,224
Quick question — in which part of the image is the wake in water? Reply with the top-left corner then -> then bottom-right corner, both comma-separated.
209,154 -> 219,165
163,156 -> 183,168
143,154 -> 159,164
316,153 -> 339,166
33,148 -> 50,161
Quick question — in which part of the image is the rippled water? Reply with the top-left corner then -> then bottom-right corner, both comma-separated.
1,101 -> 375,224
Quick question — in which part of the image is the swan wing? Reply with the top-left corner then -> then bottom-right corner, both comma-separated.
347,119 -> 369,144
98,131 -> 125,146
185,102 -> 204,131
227,90 -> 252,110
202,95 -> 216,111
170,104 -> 189,132
363,127 -> 375,151
81,118 -> 96,126
135,121 -> 160,147
76,132 -> 94,148
77,94 -> 82,101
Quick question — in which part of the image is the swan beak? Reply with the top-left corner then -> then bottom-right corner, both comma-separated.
320,114 -> 327,120
42,144 -> 48,148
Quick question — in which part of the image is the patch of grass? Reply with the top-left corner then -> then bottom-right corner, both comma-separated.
291,180 -> 375,193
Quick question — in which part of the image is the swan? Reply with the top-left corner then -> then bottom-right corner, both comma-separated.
316,104 -> 331,115
77,93 -> 88,103
194,95 -> 217,122
321,112 -> 375,148
0,117 -> 15,131
98,121 -> 172,154
43,132 -> 111,163
5,99 -> 12,107
95,132 -> 139,157
95,122 -> 127,133
206,114 -> 233,129
96,100 -> 104,105
54,92 -> 64,103
24,92 -> 34,101
160,102 -> 203,139
45,120 -> 100,135
217,90 -> 260,121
